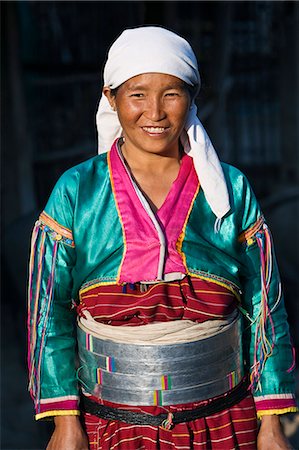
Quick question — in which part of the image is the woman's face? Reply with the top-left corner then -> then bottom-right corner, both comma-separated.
104,73 -> 191,158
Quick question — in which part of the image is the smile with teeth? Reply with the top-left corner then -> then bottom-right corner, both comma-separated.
142,126 -> 167,134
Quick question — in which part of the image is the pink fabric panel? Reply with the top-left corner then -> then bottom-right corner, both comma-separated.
157,154 -> 199,274
109,143 -> 160,282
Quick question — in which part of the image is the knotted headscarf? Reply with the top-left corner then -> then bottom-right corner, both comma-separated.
96,26 -> 230,220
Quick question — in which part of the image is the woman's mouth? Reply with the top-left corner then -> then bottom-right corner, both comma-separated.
142,126 -> 168,135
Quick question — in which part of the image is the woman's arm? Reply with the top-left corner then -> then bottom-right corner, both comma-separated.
46,416 -> 89,450
237,174 -> 297,445
257,415 -> 293,450
28,171 -> 81,419
240,217 -> 297,417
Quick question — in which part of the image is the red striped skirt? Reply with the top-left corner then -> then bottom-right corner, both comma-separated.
83,393 -> 257,449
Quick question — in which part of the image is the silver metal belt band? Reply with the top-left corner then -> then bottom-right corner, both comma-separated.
77,317 -> 244,406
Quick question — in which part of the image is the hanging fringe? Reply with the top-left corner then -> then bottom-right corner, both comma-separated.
27,221 -> 59,409
76,365 -> 90,392
287,337 -> 296,374
28,221 -> 44,398
249,224 -> 279,392
214,217 -> 222,234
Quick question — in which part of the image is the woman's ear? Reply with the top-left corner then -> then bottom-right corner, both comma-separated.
103,87 -> 116,111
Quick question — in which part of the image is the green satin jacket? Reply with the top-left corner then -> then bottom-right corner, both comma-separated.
28,142 -> 296,420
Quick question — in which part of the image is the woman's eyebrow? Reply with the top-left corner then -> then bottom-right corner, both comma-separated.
163,82 -> 186,90
126,84 -> 147,91
126,82 -> 186,91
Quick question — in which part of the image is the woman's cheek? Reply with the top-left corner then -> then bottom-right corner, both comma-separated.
120,101 -> 143,117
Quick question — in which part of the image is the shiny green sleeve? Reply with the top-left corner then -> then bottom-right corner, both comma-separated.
28,170 -> 80,420
238,176 -> 297,417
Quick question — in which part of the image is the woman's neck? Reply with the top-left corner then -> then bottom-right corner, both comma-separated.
120,139 -> 181,176
119,139 -> 183,212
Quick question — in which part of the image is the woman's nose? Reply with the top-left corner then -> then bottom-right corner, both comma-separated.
144,96 -> 166,122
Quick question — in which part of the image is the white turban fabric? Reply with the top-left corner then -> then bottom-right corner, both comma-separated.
96,26 -> 230,220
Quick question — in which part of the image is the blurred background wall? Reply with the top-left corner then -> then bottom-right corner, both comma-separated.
1,1 -> 298,448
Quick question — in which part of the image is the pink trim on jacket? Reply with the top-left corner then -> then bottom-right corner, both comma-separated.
37,398 -> 79,414
254,393 -> 297,412
109,141 -> 199,283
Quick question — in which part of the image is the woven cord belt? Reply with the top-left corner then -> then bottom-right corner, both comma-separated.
81,376 -> 249,428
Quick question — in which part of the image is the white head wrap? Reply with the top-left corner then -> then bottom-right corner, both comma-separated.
96,26 -> 230,220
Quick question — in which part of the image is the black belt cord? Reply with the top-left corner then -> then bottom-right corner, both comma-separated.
81,377 -> 249,427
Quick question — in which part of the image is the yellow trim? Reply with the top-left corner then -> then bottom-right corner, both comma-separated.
176,183 -> 200,270
189,272 -> 241,301
192,289 -> 235,296
257,406 -> 298,419
35,409 -> 80,420
80,280 -> 119,297
40,211 -> 73,239
193,427 -> 208,435
82,282 -> 179,299
172,433 -> 193,437
233,417 -> 257,423
210,421 -> 231,432
39,211 -> 75,247
238,215 -> 264,244
184,304 -> 232,319
107,150 -> 127,284
175,183 -> 241,302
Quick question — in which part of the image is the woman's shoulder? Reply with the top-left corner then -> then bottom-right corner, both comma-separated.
52,152 -> 108,192
220,162 -> 261,226
220,162 -> 255,198
44,153 -> 109,215
61,152 -> 108,181
221,162 -> 248,184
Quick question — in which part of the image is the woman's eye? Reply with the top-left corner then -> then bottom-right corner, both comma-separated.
165,92 -> 179,97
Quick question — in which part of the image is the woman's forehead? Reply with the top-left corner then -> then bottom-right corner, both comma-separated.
119,73 -> 186,90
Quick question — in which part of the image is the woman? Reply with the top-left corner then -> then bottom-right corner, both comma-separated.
28,27 -> 297,449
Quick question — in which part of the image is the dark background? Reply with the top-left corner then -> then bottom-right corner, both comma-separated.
1,1 -> 299,448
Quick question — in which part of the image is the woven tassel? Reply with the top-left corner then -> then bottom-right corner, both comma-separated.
76,365 -> 91,392
27,222 -> 59,408
249,224 -> 277,392
161,412 -> 174,430
28,222 -> 44,399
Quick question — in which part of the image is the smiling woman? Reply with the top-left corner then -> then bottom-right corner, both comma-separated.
27,26 -> 297,450
104,74 -> 190,158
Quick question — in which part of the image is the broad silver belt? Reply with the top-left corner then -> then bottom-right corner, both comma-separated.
77,316 -> 244,406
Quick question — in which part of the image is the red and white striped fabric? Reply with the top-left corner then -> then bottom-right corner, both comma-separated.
83,394 -> 257,450
79,277 -> 258,449
78,276 -> 237,326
